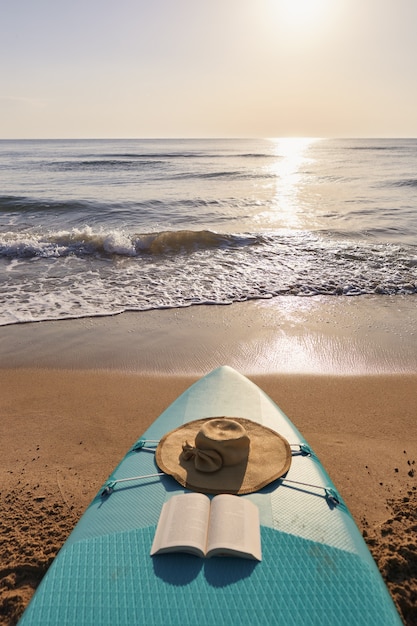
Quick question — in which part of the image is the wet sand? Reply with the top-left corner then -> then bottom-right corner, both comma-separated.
1,297 -> 416,624
2,296 -> 417,374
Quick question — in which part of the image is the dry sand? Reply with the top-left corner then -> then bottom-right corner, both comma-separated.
1,298 -> 416,625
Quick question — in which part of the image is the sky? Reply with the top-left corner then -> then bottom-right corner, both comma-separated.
1,0 -> 417,139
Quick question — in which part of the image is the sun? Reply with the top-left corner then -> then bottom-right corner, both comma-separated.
278,0 -> 329,26
272,0 -> 338,43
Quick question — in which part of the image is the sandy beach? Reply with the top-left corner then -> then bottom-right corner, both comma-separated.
1,297 -> 416,625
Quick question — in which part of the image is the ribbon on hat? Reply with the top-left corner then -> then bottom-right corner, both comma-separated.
181,441 -> 223,473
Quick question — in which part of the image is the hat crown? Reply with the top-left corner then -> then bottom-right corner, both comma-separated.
194,419 -> 250,468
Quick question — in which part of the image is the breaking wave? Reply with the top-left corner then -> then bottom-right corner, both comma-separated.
0,228 -> 262,259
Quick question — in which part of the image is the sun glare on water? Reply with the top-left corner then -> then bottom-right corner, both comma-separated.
264,137 -> 320,229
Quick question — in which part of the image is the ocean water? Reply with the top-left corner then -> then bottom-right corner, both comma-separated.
0,137 -> 416,326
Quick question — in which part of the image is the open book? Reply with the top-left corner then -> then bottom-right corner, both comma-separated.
150,492 -> 261,561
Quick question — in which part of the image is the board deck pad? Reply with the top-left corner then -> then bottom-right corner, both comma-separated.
20,366 -> 401,625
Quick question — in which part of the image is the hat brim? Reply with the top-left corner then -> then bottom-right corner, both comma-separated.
155,417 -> 292,495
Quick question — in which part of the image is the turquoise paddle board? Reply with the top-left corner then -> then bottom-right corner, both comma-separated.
20,366 -> 401,625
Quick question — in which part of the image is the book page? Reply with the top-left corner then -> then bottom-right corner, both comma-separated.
206,494 -> 261,560
150,493 -> 211,556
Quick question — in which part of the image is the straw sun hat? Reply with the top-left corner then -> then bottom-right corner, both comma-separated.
155,417 -> 291,495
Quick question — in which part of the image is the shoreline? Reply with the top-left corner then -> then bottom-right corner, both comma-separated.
1,299 -> 416,624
